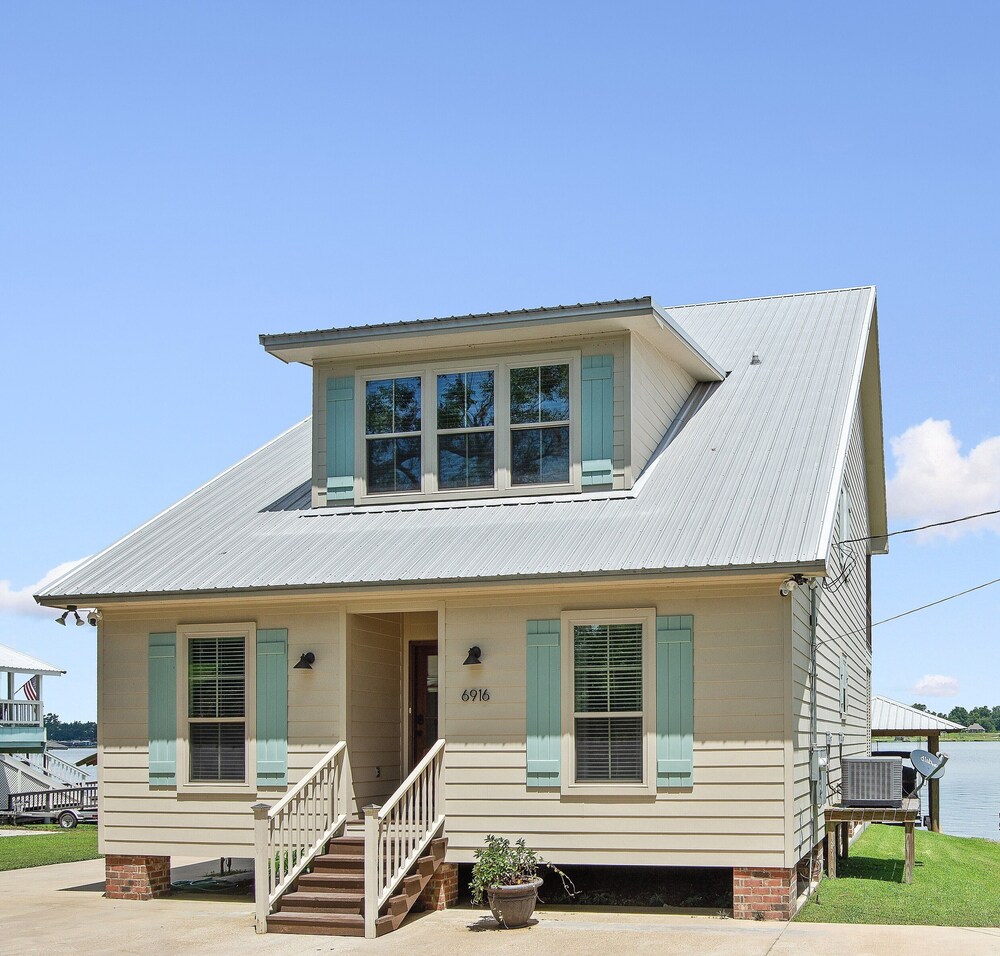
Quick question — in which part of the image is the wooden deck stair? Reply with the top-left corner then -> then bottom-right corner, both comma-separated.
267,834 -> 449,937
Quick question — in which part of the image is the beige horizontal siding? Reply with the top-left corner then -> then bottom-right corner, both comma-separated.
629,332 -> 697,479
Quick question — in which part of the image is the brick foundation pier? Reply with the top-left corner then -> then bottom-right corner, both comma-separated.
420,862 -> 459,910
105,855 -> 172,900
732,865 -> 797,920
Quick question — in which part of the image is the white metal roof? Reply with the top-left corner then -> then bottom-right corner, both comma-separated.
872,696 -> 965,733
0,643 -> 65,676
37,286 -> 884,603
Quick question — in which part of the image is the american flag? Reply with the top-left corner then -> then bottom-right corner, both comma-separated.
19,676 -> 39,701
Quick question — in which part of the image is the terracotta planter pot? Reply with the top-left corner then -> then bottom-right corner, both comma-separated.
486,878 -> 543,928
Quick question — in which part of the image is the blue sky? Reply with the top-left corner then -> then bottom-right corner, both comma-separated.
1,2 -> 997,720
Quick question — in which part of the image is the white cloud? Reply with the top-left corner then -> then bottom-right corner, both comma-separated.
0,559 -> 89,617
912,674 -> 961,698
886,419 -> 1000,538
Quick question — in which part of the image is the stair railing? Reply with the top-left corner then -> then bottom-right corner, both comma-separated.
24,750 -> 91,785
364,738 -> 445,939
252,740 -> 349,933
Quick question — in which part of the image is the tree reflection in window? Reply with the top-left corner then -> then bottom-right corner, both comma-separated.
437,371 -> 495,489
365,377 -> 422,493
510,364 -> 570,485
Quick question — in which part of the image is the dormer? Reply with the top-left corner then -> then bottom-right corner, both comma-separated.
261,297 -> 725,508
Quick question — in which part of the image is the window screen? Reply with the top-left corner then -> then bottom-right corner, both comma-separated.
573,623 -> 643,782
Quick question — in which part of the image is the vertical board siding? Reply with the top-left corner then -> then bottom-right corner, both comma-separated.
147,633 -> 176,787
656,616 -> 694,787
791,400 -> 873,859
580,356 -> 614,486
348,612 -> 402,814
255,628 -> 288,788
326,376 -> 355,502
526,620 -> 561,787
629,333 -> 697,479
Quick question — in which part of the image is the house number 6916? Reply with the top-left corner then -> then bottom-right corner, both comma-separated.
462,688 -> 490,701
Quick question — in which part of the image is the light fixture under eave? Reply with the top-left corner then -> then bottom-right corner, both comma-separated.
56,604 -> 82,626
294,652 -> 316,670
463,646 -> 483,666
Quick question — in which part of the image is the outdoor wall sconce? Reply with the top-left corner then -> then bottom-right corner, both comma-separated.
463,646 -> 483,666
294,652 -> 316,670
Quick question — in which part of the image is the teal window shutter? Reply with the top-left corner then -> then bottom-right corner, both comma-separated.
148,632 -> 177,787
581,355 -> 613,486
256,629 -> 288,788
656,615 -> 693,788
526,619 -> 561,787
326,376 -> 355,502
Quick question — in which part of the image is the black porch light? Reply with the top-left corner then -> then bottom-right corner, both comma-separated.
463,645 -> 482,666
294,652 -> 316,670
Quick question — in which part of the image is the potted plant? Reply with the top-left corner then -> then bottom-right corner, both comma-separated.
470,835 -> 574,928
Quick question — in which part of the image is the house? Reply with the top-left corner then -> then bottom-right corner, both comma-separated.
966,723 -> 986,733
36,287 -> 887,932
0,644 -> 93,814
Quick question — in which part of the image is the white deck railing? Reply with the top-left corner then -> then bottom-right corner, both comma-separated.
0,699 -> 42,726
252,741 -> 349,933
23,750 -> 91,785
364,738 -> 445,939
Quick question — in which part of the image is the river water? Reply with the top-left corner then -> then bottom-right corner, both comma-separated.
873,739 -> 999,841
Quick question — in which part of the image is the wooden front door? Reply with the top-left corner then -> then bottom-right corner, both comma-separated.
409,642 -> 439,768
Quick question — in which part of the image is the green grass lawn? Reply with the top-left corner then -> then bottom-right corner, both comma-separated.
796,824 -> 1000,927
0,825 -> 100,872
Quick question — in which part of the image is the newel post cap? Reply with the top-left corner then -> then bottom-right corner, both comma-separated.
251,802 -> 271,820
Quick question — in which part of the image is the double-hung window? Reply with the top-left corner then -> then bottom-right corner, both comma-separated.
188,635 -> 246,783
509,364 -> 570,485
561,609 -> 656,795
437,370 -> 495,489
365,376 -> 422,493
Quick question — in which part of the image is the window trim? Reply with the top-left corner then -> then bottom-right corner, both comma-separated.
175,622 -> 257,794
353,351 -> 582,504
559,608 -> 657,797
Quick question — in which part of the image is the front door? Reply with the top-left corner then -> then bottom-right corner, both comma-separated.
409,642 -> 439,768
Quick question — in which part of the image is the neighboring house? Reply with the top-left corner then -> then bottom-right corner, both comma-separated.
966,723 -> 986,733
37,287 -> 888,932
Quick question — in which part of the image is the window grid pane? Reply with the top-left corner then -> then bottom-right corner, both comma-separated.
190,722 -> 246,782
189,637 -> 245,719
575,716 -> 643,782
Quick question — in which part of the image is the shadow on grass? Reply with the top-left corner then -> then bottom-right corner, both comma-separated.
835,853 -> 913,883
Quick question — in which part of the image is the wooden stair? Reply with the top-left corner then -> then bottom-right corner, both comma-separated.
267,834 -> 449,937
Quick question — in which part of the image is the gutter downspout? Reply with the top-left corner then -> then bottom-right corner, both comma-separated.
807,580 -> 822,900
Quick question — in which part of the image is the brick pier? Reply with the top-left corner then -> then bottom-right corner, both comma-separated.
105,855 -> 171,900
732,865 -> 797,920
419,862 -> 459,910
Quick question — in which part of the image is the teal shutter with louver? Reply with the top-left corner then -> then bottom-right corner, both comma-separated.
655,615 -> 693,788
148,632 -> 177,787
326,376 -> 355,502
256,629 -> 288,788
526,619 -> 561,787
581,355 -> 614,486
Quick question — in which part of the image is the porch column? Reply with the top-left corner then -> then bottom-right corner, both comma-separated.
927,732 -> 941,832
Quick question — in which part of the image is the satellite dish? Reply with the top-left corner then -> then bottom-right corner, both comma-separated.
911,749 -> 948,786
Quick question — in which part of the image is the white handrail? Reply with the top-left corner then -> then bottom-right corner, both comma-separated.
24,750 -> 91,785
364,739 -> 446,939
252,741 -> 350,933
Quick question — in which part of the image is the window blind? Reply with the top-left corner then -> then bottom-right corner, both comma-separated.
188,636 -> 246,783
573,623 -> 643,783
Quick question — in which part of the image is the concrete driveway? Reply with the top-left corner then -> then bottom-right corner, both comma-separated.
3,857 -> 998,956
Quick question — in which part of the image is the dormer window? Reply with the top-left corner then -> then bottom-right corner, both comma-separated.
437,370 -> 495,489
335,348 -> 612,504
365,376 -> 422,493
510,363 -> 570,485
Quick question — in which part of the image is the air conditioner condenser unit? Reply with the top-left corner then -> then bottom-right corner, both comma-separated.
841,756 -> 903,808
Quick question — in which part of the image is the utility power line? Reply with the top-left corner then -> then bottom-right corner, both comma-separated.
839,507 -> 1000,546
